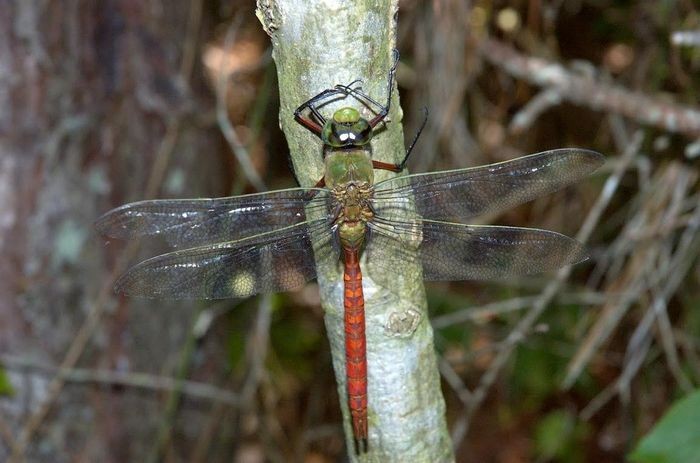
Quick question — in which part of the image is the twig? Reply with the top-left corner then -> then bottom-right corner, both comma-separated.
671,30 -> 700,47
508,88 -> 562,133
438,358 -> 472,405
190,406 -> 227,463
564,161 -> 698,388
11,262 -> 122,462
146,308 -> 202,463
240,295 -> 273,403
0,414 -> 16,457
479,38 -> 700,138
190,295 -> 272,461
649,175 -> 698,392
145,0 -> 204,199
180,0 -> 203,78
431,290 -> 611,329
1,355 -> 239,406
216,16 -> 267,192
144,115 -> 184,199
438,357 -> 472,450
686,139 -> 700,159
675,329 -> 700,383
581,201 -> 700,419
462,131 -> 642,433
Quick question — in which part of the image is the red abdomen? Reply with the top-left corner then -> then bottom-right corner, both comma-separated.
342,247 -> 367,451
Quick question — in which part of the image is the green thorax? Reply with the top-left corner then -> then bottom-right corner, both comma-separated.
325,150 -> 374,251
324,149 -> 374,189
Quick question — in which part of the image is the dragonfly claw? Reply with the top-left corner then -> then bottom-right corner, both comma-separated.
335,79 -> 363,94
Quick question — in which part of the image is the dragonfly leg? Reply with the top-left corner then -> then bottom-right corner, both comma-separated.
294,49 -> 398,135
338,49 -> 399,129
336,78 -> 363,91
399,106 -> 429,169
333,83 -> 383,113
371,159 -> 403,173
293,88 -> 350,181
370,107 -> 429,173
294,87 -> 347,137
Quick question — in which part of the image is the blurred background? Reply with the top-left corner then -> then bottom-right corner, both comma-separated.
1,0 -> 699,462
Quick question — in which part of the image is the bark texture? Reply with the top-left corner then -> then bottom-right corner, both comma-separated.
0,1 -> 227,461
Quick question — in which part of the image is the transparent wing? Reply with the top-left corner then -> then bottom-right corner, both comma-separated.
365,218 -> 586,282
371,149 -> 604,222
114,220 -> 338,299
96,188 -> 330,247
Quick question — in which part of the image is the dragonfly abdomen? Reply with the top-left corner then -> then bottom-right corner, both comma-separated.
342,247 -> 368,452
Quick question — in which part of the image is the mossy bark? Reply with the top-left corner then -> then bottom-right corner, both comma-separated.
256,1 -> 453,461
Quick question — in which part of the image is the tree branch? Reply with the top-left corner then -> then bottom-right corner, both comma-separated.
480,38 -> 700,139
256,0 -> 453,460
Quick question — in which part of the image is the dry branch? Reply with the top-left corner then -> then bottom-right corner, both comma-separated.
480,38 -> 700,139
1,355 -> 240,405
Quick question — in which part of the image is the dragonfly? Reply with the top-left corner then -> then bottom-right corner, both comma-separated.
96,51 -> 604,454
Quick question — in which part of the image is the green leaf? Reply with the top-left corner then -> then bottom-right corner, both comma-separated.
629,389 -> 700,463
534,409 -> 575,459
0,366 -> 14,396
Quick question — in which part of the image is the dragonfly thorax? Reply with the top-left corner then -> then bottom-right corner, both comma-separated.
321,107 -> 372,148
324,150 -> 374,188
332,182 -> 373,251
332,182 -> 374,223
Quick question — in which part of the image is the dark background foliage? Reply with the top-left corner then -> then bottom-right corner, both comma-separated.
1,0 -> 699,462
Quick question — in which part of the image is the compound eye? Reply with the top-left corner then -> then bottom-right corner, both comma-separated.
321,114 -> 372,147
352,120 -> 372,145
322,121 -> 344,147
331,124 -> 347,146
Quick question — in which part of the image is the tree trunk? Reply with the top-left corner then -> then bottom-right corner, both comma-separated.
257,1 -> 454,461
0,1 -> 225,461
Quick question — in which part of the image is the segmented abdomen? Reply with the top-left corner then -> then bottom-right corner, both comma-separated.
342,247 -> 367,443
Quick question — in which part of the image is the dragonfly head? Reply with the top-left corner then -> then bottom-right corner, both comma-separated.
322,107 -> 372,148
